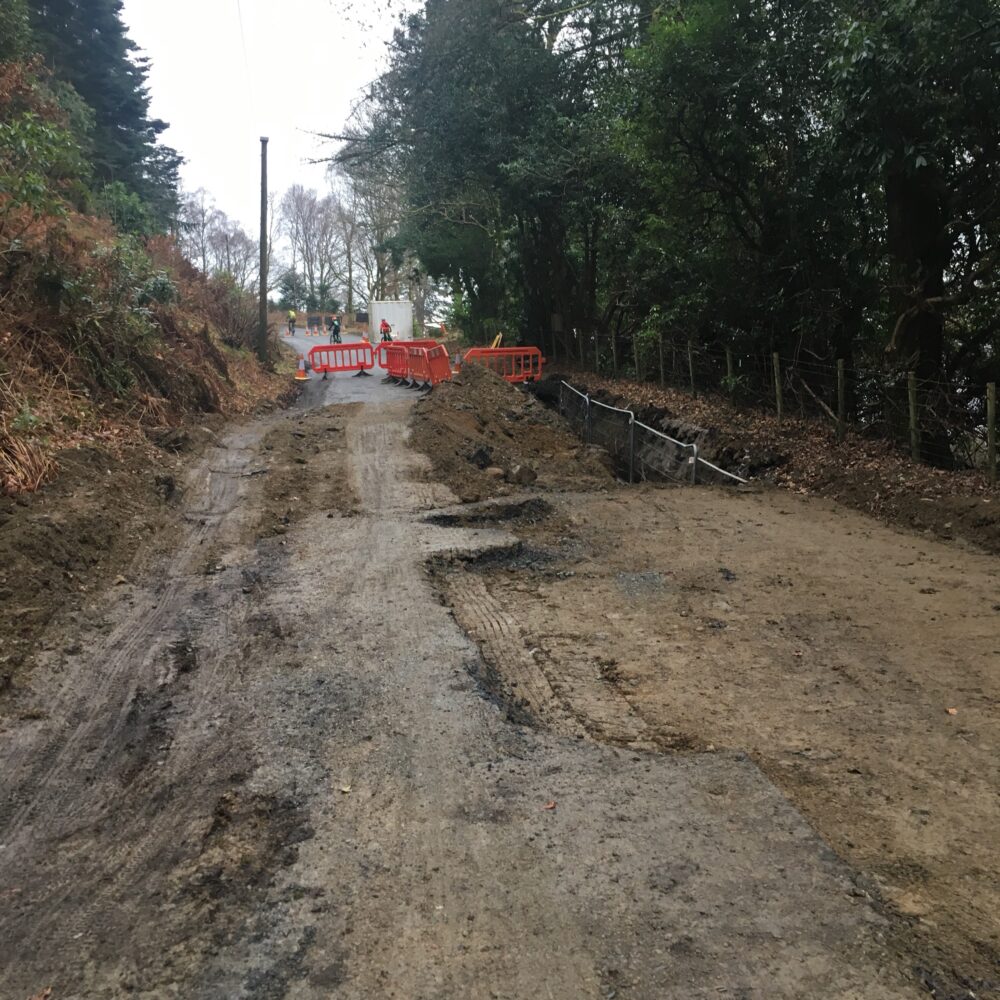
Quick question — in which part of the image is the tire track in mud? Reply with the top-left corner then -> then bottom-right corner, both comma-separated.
441,569 -> 584,733
275,404 -> 604,999
434,548 -> 672,750
0,406 -> 361,998
3,431 -> 258,835
0,425 -> 272,989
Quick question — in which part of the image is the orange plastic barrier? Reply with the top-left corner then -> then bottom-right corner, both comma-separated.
309,343 -> 375,377
406,347 -> 432,386
404,345 -> 453,388
374,339 -> 439,370
426,345 -> 452,386
383,343 -> 411,381
461,346 -> 544,383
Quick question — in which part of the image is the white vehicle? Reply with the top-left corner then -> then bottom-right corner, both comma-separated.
369,301 -> 414,341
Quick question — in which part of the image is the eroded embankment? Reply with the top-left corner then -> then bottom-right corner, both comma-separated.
0,392 -> 350,705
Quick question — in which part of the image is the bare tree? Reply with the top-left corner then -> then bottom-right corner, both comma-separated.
177,188 -> 214,273
206,211 -> 258,291
175,190 -> 263,294
279,185 -> 342,309
328,171 -> 362,313
351,158 -> 403,304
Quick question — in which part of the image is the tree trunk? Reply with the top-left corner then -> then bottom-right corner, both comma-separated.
884,166 -> 954,466
346,247 -> 354,313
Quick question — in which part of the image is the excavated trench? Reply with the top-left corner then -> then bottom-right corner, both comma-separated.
529,375 -> 756,485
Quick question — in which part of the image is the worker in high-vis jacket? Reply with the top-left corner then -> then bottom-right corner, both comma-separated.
287,310 -> 297,336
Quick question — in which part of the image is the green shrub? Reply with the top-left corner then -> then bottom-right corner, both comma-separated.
0,112 -> 87,221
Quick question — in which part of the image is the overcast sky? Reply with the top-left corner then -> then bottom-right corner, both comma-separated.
121,0 -> 410,231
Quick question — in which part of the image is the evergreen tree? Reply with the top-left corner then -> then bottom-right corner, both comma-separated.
0,0 -> 32,61
25,0 -> 181,227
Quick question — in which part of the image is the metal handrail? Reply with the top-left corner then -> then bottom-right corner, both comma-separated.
696,456 -> 748,485
635,421 -> 698,484
590,398 -> 635,418
590,395 -> 637,482
559,380 -> 748,487
635,420 -> 697,455
561,381 -> 589,402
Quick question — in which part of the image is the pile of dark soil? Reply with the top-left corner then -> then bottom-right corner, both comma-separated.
410,365 -> 613,503
544,372 -> 1000,555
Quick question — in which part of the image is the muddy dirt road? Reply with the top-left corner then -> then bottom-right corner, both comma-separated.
0,362 -> 941,998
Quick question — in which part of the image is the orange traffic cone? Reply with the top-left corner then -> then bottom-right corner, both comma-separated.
294,355 -> 310,381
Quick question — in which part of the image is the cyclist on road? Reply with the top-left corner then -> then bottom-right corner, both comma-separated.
379,318 -> 393,342
327,314 -> 342,343
287,310 -> 297,336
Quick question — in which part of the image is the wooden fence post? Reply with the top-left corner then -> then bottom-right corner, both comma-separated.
628,415 -> 635,484
659,333 -> 665,388
632,332 -> 641,381
687,340 -> 696,397
908,371 -> 920,462
772,353 -> 783,421
725,347 -> 734,393
837,359 -> 846,443
988,382 -> 996,485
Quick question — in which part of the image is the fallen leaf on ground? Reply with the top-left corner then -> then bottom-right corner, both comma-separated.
340,785 -> 352,794
543,801 -> 557,811
946,708 -> 958,716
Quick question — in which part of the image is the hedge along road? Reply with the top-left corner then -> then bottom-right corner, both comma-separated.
0,362 -> 922,999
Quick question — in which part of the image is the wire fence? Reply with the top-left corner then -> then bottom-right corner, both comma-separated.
558,381 -> 746,487
557,331 -> 998,482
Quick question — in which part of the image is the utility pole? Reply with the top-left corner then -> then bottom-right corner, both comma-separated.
258,137 -> 269,364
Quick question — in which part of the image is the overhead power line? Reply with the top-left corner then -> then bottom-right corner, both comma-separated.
235,0 -> 252,77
